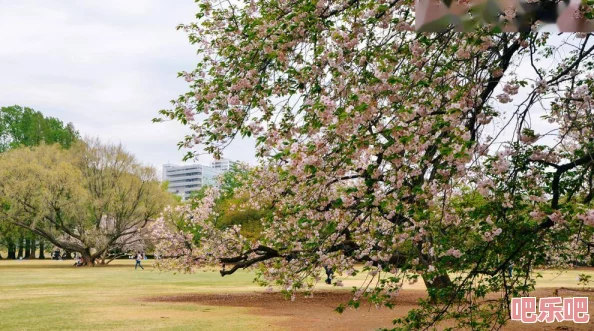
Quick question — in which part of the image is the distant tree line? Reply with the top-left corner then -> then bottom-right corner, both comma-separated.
0,105 -> 78,153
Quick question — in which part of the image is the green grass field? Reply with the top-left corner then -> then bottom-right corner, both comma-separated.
0,259 -> 592,330
0,260 -> 278,331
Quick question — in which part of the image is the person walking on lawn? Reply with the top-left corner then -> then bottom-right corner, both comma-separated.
135,252 -> 144,270
324,265 -> 334,284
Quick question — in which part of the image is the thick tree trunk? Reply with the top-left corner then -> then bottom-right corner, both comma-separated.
7,241 -> 16,259
81,249 -> 95,267
423,273 -> 456,304
24,238 -> 31,259
38,240 -> 45,259
17,235 -> 24,259
29,237 -> 36,259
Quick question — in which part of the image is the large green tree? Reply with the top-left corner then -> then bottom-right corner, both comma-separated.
0,105 -> 79,259
0,139 -> 173,266
188,165 -> 266,239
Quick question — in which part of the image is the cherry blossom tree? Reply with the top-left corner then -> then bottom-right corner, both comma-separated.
155,0 -> 594,328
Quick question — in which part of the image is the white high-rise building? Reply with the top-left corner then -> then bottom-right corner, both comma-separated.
211,158 -> 238,172
162,163 -> 222,200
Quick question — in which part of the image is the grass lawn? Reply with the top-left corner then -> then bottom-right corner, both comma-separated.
0,259 -> 593,330
0,259 -> 278,331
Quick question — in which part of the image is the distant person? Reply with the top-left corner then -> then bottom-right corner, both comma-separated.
508,262 -> 514,278
135,252 -> 144,270
73,255 -> 83,267
324,265 -> 334,284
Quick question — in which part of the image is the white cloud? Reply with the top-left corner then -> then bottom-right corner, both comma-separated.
0,0 -> 257,171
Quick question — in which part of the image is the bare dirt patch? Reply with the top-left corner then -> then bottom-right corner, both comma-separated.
151,290 -> 419,331
149,289 -> 594,331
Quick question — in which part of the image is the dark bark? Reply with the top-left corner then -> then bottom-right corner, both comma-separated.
217,242 -> 408,277
17,235 -> 23,258
7,241 -> 16,259
38,240 -> 45,259
220,246 -> 280,276
29,236 -> 36,259
81,248 -> 95,267
423,273 -> 455,304
24,238 -> 31,259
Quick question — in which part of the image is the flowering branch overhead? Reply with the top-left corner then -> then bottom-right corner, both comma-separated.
154,0 -> 594,328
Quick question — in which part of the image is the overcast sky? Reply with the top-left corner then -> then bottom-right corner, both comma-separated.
0,0 -> 257,172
